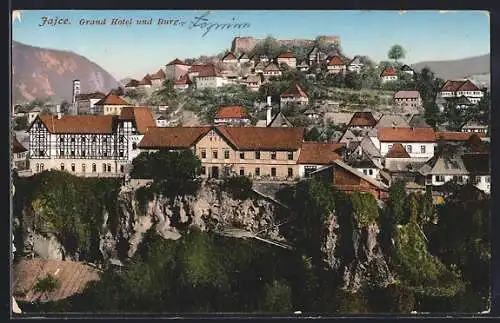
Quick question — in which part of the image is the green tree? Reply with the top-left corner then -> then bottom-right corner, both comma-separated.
13,115 -> 28,130
388,45 -> 406,63
344,71 -> 362,90
260,280 -> 293,313
304,127 -> 321,141
424,101 -> 442,128
60,100 -> 71,114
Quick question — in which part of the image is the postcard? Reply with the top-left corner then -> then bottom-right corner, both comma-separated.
11,10 -> 491,316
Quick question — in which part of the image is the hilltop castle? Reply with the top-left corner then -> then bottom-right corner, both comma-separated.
231,35 -> 340,54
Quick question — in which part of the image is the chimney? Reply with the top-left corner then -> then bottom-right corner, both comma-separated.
266,106 -> 273,126
56,105 -> 62,119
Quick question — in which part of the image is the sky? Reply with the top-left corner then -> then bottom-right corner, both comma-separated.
12,10 -> 490,81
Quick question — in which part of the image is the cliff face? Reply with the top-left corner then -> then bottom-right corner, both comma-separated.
231,35 -> 340,54
12,41 -> 120,103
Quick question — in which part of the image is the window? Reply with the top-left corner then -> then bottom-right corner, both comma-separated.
435,175 -> 445,182
71,137 -> 75,143
119,135 -> 124,143
201,149 -> 206,159
239,152 -> 245,159
60,138 -> 64,143
369,169 -> 373,175
82,164 -> 86,173
120,165 -> 124,173
255,167 -> 260,176
271,168 -> 277,177
406,145 -> 412,153
271,151 -> 277,160
108,164 -> 112,172
119,151 -> 124,157
212,150 -> 218,159
485,176 -> 490,183
60,150 -> 64,157
103,163 -> 107,172
71,163 -> 75,172
82,150 -> 86,157
132,142 -> 137,150
255,151 -> 260,159
103,138 -> 107,143
40,163 -> 44,172
288,152 -> 294,160
363,169 -> 368,175
92,164 -> 96,172
421,145 -> 426,153
475,176 -> 482,183
60,163 -> 65,171
104,151 -> 108,157
39,149 -> 44,157
201,166 -> 206,175
224,150 -> 230,159
387,144 -> 393,150
240,168 -> 245,176
453,175 -> 458,182
36,163 -> 40,173
81,137 -> 86,143
71,150 -> 75,157
288,168 -> 293,177
92,136 -> 97,143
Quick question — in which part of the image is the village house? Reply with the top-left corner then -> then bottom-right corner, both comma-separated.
326,55 -> 346,74
280,83 -> 309,107
213,106 -> 251,126
27,107 -> 41,125
260,100 -> 294,128
311,160 -> 389,200
376,127 -> 436,160
12,135 -> 28,170
400,64 -> 414,76
263,62 -> 282,78
462,153 -> 490,194
138,126 -> 305,180
155,115 -> 168,128
245,74 -> 262,92
461,119 -> 488,134
277,51 -> 297,69
124,79 -> 140,92
26,106 -> 156,177
238,53 -> 250,65
253,61 -> 266,74
347,56 -> 364,74
150,69 -> 167,87
93,92 -> 132,116
380,67 -> 398,83
194,65 -> 228,89
383,143 -> 427,183
296,61 -> 309,72
221,51 -> 239,65
435,131 -> 486,144
307,46 -> 327,66
346,112 -> 378,131
347,155 -> 380,180
74,92 -> 106,115
297,142 -> 344,177
304,109 -> 322,120
137,74 -> 153,90
165,58 -> 191,80
173,73 -> 192,90
394,90 -> 422,108
439,79 -> 484,104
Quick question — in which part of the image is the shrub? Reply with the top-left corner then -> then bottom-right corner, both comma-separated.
222,176 -> 254,200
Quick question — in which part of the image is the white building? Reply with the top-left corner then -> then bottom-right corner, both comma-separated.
297,142 -> 344,178
327,56 -> 346,74
194,65 -> 228,89
27,106 -> 156,177
74,92 -> 106,115
277,51 -> 297,69
377,127 -> 435,160
380,67 -> 398,83
347,56 -> 364,74
280,83 -> 309,107
439,79 -> 484,104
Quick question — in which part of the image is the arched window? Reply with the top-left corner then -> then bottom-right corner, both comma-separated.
103,163 -> 107,172
60,163 -> 65,171
92,163 -> 96,172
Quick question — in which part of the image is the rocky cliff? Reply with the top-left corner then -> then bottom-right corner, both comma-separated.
231,35 -> 340,54
12,41 -> 120,103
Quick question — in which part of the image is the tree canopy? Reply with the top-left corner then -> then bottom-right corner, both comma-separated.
388,45 -> 406,62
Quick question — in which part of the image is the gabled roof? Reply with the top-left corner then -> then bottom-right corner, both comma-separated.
150,69 -> 166,80
380,67 -> 397,77
280,83 -> 308,98
166,58 -> 189,66
75,92 -> 106,101
401,64 -> 414,71
268,111 -> 293,127
13,259 -> 100,303
436,131 -> 486,142
278,51 -> 296,59
124,79 -> 140,88
297,142 -> 344,165
466,134 -> 490,154
174,73 -> 192,85
239,53 -> 249,60
385,143 -> 410,158
360,136 -> 382,158
216,126 -> 305,150
348,56 -> 363,66
327,55 -> 344,66
347,112 -> 377,127
195,65 -> 219,77
254,61 -> 267,70
418,150 -> 469,176
373,114 -> 410,130
221,51 -> 238,61
215,106 -> 249,119
33,115 -> 115,134
454,95 -> 474,105
394,90 -> 420,99
138,127 -> 212,149
12,136 -> 27,153
246,75 -> 261,83
118,106 -> 156,134
138,74 -> 152,86
378,127 -> 436,142
94,93 -> 130,106
264,62 -> 281,72
440,79 -> 481,92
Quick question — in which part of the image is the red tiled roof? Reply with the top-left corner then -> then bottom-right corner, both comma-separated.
138,74 -> 152,86
348,112 -> 377,127
13,259 -> 100,303
37,115 -> 115,134
436,131 -> 486,141
278,51 -> 295,59
221,51 -> 238,61
75,92 -> 106,101
297,142 -> 344,164
138,127 -> 212,149
166,58 -> 189,66
216,126 -> 305,150
385,143 -> 410,158
95,93 -> 130,106
191,64 -> 219,77
394,90 -> 420,99
174,73 -> 192,85
440,79 -> 480,92
327,55 -> 344,66
215,106 -> 249,119
150,69 -> 166,80
378,127 -> 436,142
381,67 -> 397,77
281,83 -> 308,98
119,106 -> 156,134
12,136 -> 27,153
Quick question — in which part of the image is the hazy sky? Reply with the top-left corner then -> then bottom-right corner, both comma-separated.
12,10 -> 490,80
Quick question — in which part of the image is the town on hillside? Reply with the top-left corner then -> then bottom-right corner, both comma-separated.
12,37 -> 491,199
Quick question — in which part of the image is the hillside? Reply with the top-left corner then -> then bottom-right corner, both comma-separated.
12,41 -> 120,104
411,54 -> 490,86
